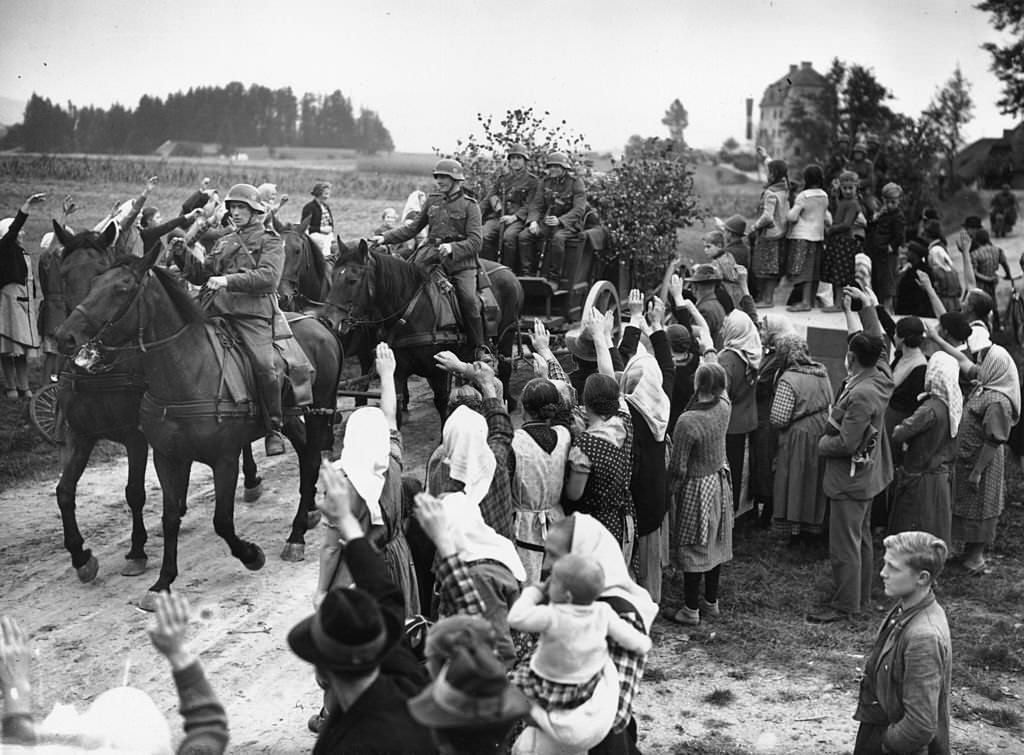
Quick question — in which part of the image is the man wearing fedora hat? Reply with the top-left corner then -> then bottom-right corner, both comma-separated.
408,642 -> 531,754
683,263 -> 726,349
289,462 -> 435,753
722,214 -> 750,269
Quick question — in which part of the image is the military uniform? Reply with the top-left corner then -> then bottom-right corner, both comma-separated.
203,218 -> 285,430
380,186 -> 484,349
521,173 -> 587,279
480,168 -> 538,271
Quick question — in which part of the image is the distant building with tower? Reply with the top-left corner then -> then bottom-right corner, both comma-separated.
757,61 -> 828,163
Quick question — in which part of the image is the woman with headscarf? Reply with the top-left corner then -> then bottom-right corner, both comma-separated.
769,334 -> 834,543
314,344 -> 419,617
748,314 -> 797,525
564,373 -> 635,560
751,155 -> 790,307
302,181 -> 335,259
888,352 -> 962,545
0,193 -> 45,398
718,309 -> 762,517
532,513 -> 658,754
511,378 -> 573,584
669,362 -> 734,626
929,331 -> 1020,573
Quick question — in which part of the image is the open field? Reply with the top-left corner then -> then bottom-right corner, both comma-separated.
0,166 -> 1022,753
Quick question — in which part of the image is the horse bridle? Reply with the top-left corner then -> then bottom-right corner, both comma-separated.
327,251 -> 426,331
72,267 -> 191,356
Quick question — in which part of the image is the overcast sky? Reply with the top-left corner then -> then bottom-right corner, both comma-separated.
1,0 -> 1018,153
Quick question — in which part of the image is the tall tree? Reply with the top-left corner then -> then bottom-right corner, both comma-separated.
841,64 -> 894,141
661,99 -> 689,147
923,66 -> 975,182
976,0 -> 1024,117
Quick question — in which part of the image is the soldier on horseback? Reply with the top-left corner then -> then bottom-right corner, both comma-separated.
200,183 -> 287,456
372,159 -> 486,359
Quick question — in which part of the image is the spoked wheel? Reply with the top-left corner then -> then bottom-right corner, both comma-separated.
29,383 -> 64,444
582,281 -> 623,343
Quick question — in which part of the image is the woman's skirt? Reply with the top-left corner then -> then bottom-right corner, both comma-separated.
0,283 -> 39,357
787,239 -> 823,283
822,234 -> 859,286
889,467 -> 952,546
773,413 -> 828,531
752,236 -> 783,278
672,469 -> 734,573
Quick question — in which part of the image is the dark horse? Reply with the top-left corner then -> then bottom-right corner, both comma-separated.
325,241 -> 523,416
50,221 -> 263,583
57,244 -> 343,608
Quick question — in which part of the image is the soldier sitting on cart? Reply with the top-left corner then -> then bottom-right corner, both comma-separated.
372,159 -> 486,360
521,152 -> 587,281
481,143 -> 538,273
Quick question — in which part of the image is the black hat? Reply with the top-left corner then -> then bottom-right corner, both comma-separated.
963,216 -> 982,230
408,643 -> 531,729
288,587 -> 402,674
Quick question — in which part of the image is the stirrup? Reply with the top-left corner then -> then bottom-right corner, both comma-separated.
265,430 -> 286,457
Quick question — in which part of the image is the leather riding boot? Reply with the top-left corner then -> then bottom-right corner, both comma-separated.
465,314 -> 485,353
258,370 -> 286,457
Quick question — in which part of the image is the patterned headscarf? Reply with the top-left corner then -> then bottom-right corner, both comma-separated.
974,344 -> 1021,424
774,334 -> 829,378
921,352 -> 963,437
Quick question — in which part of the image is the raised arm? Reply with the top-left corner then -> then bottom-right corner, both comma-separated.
375,342 -> 399,431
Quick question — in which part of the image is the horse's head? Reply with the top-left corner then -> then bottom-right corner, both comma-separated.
325,239 -> 374,333
57,244 -> 196,369
278,218 -> 319,310
53,220 -> 119,312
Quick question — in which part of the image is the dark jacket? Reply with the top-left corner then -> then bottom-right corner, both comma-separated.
201,220 -> 284,318
855,592 -> 951,755
819,353 -> 895,500
302,199 -> 334,235
0,211 -> 28,289
382,188 -> 482,274
315,538 -> 435,755
486,170 -> 539,221
528,174 -> 587,232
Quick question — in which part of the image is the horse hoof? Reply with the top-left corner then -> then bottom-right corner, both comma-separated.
280,543 -> 306,562
243,481 -> 263,503
120,558 -> 148,577
306,510 -> 322,530
138,591 -> 161,613
76,555 -> 99,583
243,546 -> 266,571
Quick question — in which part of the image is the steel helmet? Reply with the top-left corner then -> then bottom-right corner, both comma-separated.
507,143 -> 529,161
852,142 -> 868,155
224,184 -> 266,214
432,159 -> 465,181
545,152 -> 571,170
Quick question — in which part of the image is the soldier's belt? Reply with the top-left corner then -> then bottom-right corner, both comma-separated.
428,236 -> 466,245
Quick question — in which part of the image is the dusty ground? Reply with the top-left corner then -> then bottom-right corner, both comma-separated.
2,366 -> 1022,755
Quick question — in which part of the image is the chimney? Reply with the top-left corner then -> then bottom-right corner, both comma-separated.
801,61 -> 812,69
789,64 -> 798,75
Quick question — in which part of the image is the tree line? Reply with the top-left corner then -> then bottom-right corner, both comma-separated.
0,82 -> 395,155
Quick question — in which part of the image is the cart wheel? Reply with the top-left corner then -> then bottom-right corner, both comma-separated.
583,281 -> 623,342
29,383 -> 64,445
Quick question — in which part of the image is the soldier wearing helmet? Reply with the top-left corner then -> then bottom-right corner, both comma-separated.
521,152 -> 587,279
480,143 -> 538,272
200,183 -> 287,456
373,159 -> 486,357
848,141 -> 876,202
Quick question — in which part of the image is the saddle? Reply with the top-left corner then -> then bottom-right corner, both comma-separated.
392,263 -> 502,349
204,313 -> 316,411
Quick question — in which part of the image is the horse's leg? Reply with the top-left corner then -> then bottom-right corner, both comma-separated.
427,369 -> 451,420
120,431 -> 150,577
143,451 -> 191,610
240,442 -> 263,502
280,415 -> 324,562
55,429 -> 99,582
355,329 -> 373,408
211,452 -> 265,572
497,326 -> 517,412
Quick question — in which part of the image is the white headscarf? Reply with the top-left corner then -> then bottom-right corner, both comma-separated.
619,348 -> 669,442
975,344 -> 1021,424
568,513 -> 658,633
721,310 -> 763,370
336,407 -> 391,526
441,405 -> 497,507
0,217 -> 14,239
921,352 -> 963,437
443,490 -> 526,582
